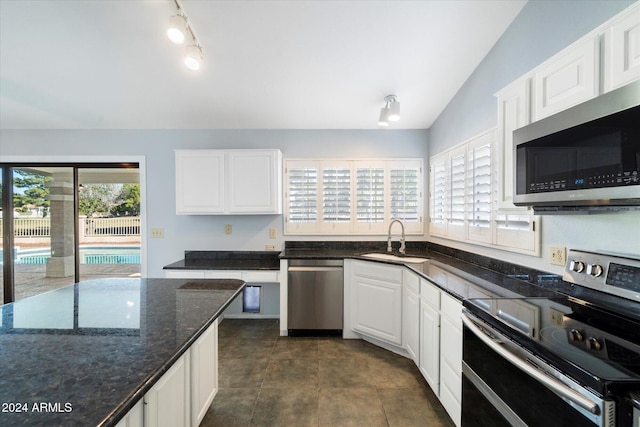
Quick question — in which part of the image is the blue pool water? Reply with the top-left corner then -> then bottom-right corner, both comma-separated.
1,246 -> 141,265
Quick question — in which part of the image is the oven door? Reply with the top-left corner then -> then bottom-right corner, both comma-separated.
461,312 -> 614,427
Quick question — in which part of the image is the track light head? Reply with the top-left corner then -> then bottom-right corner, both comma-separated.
387,101 -> 400,122
184,45 -> 204,71
167,14 -> 187,44
378,95 -> 400,126
378,106 -> 390,126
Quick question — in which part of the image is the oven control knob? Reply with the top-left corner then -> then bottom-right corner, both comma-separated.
587,264 -> 604,277
569,260 -> 585,273
586,337 -> 602,351
568,329 -> 583,342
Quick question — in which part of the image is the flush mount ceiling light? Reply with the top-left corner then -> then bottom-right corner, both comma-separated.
167,0 -> 205,71
378,95 -> 400,127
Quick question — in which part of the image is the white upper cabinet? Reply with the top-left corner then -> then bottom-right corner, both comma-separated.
494,78 -> 530,210
227,150 -> 283,214
532,36 -> 599,121
175,149 -> 282,215
603,1 -> 640,92
176,150 -> 225,214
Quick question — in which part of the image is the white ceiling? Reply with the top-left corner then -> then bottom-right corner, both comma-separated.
0,0 -> 526,130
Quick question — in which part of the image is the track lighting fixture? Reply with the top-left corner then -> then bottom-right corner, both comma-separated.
184,44 -> 204,71
378,95 -> 400,127
167,0 -> 204,71
167,14 -> 187,44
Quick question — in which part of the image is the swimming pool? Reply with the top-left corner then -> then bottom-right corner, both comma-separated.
3,246 -> 141,265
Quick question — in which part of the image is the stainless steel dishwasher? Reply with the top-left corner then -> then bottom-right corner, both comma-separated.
287,259 -> 343,335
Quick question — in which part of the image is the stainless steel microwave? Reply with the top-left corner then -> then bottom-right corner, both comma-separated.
513,80 -> 640,213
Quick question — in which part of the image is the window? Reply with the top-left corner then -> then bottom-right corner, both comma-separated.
285,159 -> 423,235
428,129 -> 539,255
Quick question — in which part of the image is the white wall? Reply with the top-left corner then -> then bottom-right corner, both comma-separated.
0,129 -> 428,277
428,0 -> 640,274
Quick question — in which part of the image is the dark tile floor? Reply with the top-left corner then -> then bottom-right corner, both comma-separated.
201,319 -> 455,427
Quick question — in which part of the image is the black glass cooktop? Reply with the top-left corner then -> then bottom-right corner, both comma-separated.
464,295 -> 640,394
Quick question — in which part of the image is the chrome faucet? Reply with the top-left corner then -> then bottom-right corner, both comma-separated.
387,219 -> 406,255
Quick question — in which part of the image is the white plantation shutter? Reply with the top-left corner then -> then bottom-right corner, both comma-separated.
285,158 -> 423,235
495,212 -> 538,252
390,160 -> 422,234
285,162 -> 319,233
448,148 -> 466,239
450,154 -> 466,225
427,128 -> 539,256
356,166 -> 385,222
466,140 -> 492,243
430,154 -> 448,237
390,166 -> 419,221
287,168 -> 317,222
495,213 -> 531,230
322,167 -> 351,222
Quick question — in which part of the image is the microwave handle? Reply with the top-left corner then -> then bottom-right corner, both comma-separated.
462,313 -> 600,415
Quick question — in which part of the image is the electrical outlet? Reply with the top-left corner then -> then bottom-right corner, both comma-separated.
550,308 -> 564,327
224,224 -> 232,235
550,246 -> 566,266
265,244 -> 276,251
269,228 -> 277,239
150,228 -> 164,238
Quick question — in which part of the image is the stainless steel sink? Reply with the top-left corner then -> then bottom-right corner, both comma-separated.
360,253 -> 429,264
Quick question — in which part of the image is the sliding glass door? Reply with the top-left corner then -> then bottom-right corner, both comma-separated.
13,166 -> 76,301
1,163 -> 140,304
77,168 -> 141,282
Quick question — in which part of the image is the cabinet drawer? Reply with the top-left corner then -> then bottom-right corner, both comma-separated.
204,271 -> 243,280
441,293 -> 463,326
403,270 -> 420,294
352,260 -> 402,283
165,271 -> 205,279
420,279 -> 440,310
243,271 -> 279,282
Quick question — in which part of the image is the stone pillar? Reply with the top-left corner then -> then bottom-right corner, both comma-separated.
46,177 -> 75,278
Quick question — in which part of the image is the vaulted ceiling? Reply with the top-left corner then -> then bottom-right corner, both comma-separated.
0,0 -> 526,130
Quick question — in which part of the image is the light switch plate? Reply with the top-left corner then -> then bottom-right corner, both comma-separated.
269,228 -> 277,239
150,228 -> 164,238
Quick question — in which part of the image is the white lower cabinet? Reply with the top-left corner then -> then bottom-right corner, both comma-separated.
439,292 -> 463,427
351,260 -> 403,346
402,271 -> 421,364
144,351 -> 190,427
347,260 -> 464,427
191,320 -> 219,427
419,278 -> 440,395
139,320 -> 219,427
115,399 -> 144,427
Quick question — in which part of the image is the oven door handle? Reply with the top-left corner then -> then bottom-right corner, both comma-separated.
461,313 -> 600,415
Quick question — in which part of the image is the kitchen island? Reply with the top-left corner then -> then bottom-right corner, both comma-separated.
0,277 -> 245,427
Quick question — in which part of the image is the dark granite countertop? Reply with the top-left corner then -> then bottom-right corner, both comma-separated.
0,277 -> 244,427
281,241 -> 640,321
164,250 -> 280,270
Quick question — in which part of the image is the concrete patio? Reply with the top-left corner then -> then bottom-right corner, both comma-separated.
2,263 -> 141,302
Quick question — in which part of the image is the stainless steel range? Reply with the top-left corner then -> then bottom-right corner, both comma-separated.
564,249 -> 640,303
462,250 -> 640,427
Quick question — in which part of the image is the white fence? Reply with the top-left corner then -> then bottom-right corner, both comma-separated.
3,217 -> 141,238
